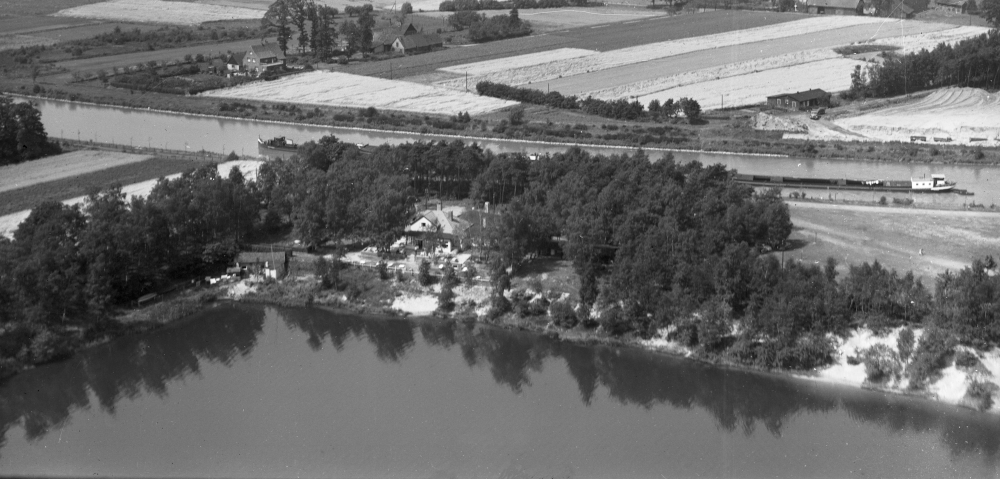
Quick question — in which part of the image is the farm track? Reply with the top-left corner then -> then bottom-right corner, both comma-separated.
357,10 -> 800,80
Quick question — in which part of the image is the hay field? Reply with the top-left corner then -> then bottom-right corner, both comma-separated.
884,25 -> 992,54
203,71 -> 518,115
438,48 -> 598,76
53,0 -> 266,25
0,150 -> 152,194
420,7 -> 663,30
834,88 -> 1000,145
0,160 -> 261,239
637,58 -> 866,110
0,34 -> 59,52
435,16 -> 884,90
539,20 -> 955,97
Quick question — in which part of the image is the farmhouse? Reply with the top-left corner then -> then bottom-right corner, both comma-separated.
807,0 -> 865,14
242,44 -> 285,75
236,251 -> 289,279
767,89 -> 831,110
388,21 -> 442,54
933,0 -> 966,12
402,205 -> 470,254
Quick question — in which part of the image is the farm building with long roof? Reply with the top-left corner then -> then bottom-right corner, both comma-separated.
807,0 -> 865,14
767,89 -> 831,110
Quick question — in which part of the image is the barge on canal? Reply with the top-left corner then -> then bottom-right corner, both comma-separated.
258,136 -> 299,159
734,173 -> 972,195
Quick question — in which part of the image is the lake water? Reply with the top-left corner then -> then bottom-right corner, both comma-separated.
2,305 -> 1000,478
30,98 -> 1000,205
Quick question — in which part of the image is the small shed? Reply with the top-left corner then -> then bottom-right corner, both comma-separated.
766,89 -> 831,111
236,251 -> 290,279
807,0 -> 865,14
390,33 -> 443,54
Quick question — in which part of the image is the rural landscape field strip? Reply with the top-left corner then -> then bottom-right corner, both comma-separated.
637,58 -> 867,110
886,25 -> 993,54
434,16 -> 887,90
0,160 -> 261,239
53,0 -> 265,25
203,71 -> 518,115
0,34 -> 59,52
438,48 -> 598,75
0,150 -> 152,194
0,157 -> 201,216
834,87 -> 1000,144
550,20 -> 957,98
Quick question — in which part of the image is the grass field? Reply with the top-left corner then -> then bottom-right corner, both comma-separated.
0,16 -> 96,35
2,0 -> 107,16
419,7 -> 665,31
0,35 -> 59,52
781,201 -> 1000,289
202,71 -> 518,115
53,0 -> 266,25
0,157 -> 200,216
0,150 -> 153,194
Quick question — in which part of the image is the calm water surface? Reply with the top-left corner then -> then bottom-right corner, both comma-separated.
1,305 -> 999,478
30,98 -> 1000,205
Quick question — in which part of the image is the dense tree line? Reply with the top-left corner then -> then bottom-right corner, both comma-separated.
440,0 -> 584,10
475,81 -> 702,122
845,30 -> 1000,99
262,0 -> 341,57
467,9 -> 532,42
0,97 -> 60,165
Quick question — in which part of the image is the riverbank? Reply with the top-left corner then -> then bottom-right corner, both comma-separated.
5,84 -> 1000,165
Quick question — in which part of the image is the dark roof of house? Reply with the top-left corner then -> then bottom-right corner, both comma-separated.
809,0 -> 863,8
401,21 -> 420,35
249,43 -> 285,60
236,251 -> 288,267
767,89 -> 830,102
395,33 -> 442,50
935,0 -> 964,6
227,52 -> 246,65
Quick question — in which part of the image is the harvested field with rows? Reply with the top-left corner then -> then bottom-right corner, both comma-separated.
419,7 -> 664,31
434,16 -> 886,90
438,48 -> 598,76
54,0 -> 266,25
0,157 -> 200,216
885,25 -> 992,54
202,71 -> 518,115
0,35 -> 59,52
0,150 -> 152,194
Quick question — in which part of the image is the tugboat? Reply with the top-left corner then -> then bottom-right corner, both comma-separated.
257,136 -> 299,159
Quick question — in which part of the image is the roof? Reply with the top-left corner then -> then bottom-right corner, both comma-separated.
395,33 -> 442,50
809,0 -> 863,8
248,43 -> 285,60
236,251 -> 288,266
900,3 -> 915,13
935,0 -> 964,6
401,21 -> 419,35
406,209 -> 470,236
767,89 -> 830,102
227,52 -> 246,65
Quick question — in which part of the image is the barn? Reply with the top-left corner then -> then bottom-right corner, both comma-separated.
766,89 -> 831,111
807,0 -> 865,14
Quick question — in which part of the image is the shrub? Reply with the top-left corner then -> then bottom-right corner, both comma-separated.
897,327 -> 915,362
859,344 -> 901,384
377,261 -> 390,280
906,327 -> 956,389
965,380 -> 998,411
955,349 -> 979,368
418,260 -> 433,286
395,267 -> 406,282
438,283 -> 455,313
462,264 -> 477,284
550,301 -> 577,328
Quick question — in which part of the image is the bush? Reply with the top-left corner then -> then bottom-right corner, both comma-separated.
377,261 -> 390,280
438,284 -> 456,312
418,260 -> 433,286
965,380 -> 998,411
955,349 -> 979,368
859,344 -> 901,384
906,327 -> 956,389
897,327 -> 915,362
550,301 -> 577,328
462,264 -> 477,284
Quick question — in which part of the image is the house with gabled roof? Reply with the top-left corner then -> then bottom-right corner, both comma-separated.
807,0 -> 865,14
387,19 -> 442,54
402,204 -> 471,254
243,43 -> 285,76
766,89 -> 831,111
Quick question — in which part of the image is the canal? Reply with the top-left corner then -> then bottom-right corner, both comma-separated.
1,305 -> 999,478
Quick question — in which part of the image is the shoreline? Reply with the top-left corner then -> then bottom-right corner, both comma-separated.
9,91 -> 1000,166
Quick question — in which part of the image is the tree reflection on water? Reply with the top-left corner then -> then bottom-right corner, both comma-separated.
2,304 -> 999,467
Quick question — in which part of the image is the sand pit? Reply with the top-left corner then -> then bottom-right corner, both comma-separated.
835,88 -> 1000,145
0,150 -> 153,194
0,160 -> 260,238
53,0 -> 265,25
203,71 -> 517,115
435,16 -> 885,90
637,58 -> 865,110
439,48 -> 599,76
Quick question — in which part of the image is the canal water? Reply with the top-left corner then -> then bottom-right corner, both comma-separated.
31,98 -> 1000,206
2,305 -> 999,478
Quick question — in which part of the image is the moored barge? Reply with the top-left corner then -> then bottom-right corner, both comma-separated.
734,173 -> 972,195
258,136 -> 298,159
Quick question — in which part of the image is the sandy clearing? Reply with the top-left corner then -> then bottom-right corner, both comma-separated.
576,21 -> 955,99
392,294 -> 438,316
0,34 -> 59,52
0,150 -> 153,194
53,0 -> 266,25
439,48 -> 599,76
834,88 -> 1000,145
434,16 -> 887,90
637,58 -> 865,110
0,160 -> 261,239
202,71 -> 518,115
